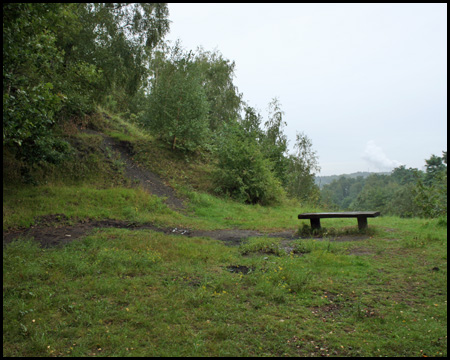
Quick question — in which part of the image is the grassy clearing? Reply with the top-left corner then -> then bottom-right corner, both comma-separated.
3,219 -> 447,357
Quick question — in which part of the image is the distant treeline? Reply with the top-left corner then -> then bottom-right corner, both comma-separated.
319,153 -> 447,219
316,172 -> 390,189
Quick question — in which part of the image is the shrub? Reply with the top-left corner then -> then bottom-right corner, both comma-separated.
213,122 -> 285,205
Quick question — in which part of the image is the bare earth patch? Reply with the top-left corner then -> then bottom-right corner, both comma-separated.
3,129 -> 377,249
85,128 -> 186,211
3,218 -> 378,249
3,217 -> 299,248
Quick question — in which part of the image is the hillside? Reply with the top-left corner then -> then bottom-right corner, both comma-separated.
3,111 -> 447,357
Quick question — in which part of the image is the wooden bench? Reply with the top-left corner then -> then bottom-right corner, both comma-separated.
298,211 -> 380,230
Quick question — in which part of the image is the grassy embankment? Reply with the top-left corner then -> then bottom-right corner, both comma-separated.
3,111 -> 447,357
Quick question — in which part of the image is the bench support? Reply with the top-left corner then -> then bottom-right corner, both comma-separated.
310,218 -> 321,230
357,217 -> 368,230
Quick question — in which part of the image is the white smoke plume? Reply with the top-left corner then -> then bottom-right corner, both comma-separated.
362,140 -> 403,171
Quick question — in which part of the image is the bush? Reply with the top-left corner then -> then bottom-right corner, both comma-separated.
213,122 -> 285,205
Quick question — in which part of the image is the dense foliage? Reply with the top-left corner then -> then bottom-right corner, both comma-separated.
139,42 -> 320,205
3,3 -> 169,173
142,45 -> 210,151
285,132 -> 321,202
4,3 -> 73,173
212,121 -> 285,205
320,152 -> 447,218
2,3 -> 341,206
210,100 -> 320,205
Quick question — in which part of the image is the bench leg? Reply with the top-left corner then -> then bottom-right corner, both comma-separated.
310,218 -> 321,230
357,217 -> 368,230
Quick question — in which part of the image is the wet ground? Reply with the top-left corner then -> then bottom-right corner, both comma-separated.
3,130 -> 372,249
2,214 -> 299,248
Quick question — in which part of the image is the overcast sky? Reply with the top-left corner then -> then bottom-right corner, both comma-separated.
165,3 -> 447,176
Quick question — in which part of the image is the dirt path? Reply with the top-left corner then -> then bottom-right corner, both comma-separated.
3,131 -> 300,248
3,130 -> 371,249
3,216 -> 298,248
96,131 -> 186,211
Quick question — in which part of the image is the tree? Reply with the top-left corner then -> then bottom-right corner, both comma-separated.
3,3 -> 72,175
261,98 -> 289,185
240,105 -> 264,142
424,153 -> 446,186
385,183 -> 421,218
57,3 -> 170,113
285,132 -> 321,202
391,165 -> 418,185
193,48 -> 242,131
143,44 -> 210,151
350,174 -> 391,211
414,151 -> 447,218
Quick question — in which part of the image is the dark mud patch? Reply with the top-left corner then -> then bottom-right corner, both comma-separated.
226,265 -> 255,275
3,219 -> 159,248
189,229 -> 263,246
3,218 -> 299,249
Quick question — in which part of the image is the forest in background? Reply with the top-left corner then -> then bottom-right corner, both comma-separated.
315,172 -> 389,188
3,3 -> 447,218
320,157 -> 447,219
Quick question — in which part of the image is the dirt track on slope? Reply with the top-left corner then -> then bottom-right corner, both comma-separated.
3,131 -> 301,248
3,130 -> 372,249
95,130 -> 186,211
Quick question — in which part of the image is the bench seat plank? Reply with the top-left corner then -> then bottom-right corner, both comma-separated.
298,211 -> 380,219
298,211 -> 380,230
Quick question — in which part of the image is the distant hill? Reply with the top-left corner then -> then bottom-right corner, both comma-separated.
315,171 -> 391,189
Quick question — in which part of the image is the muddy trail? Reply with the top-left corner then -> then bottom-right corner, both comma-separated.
3,130 -> 372,249
2,214 -> 299,249
91,129 -> 186,211
3,130 -> 300,249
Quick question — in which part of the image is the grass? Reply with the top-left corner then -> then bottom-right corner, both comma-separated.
3,111 -> 447,357
3,221 -> 447,357
2,185 -> 173,230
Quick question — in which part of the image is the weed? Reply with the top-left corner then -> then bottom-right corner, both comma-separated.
239,237 -> 284,256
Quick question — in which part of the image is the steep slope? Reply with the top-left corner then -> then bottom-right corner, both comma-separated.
83,128 -> 186,211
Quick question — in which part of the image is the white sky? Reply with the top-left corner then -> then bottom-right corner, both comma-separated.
165,3 -> 447,176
